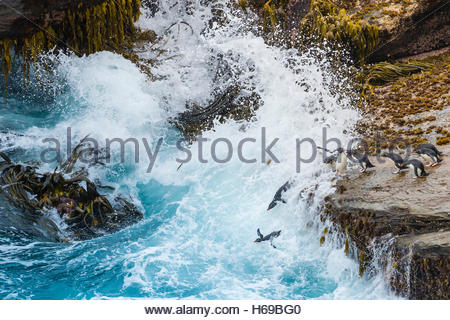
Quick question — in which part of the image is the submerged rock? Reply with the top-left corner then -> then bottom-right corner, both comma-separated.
171,85 -> 261,141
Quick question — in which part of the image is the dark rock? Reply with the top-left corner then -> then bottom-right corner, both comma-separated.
286,0 -> 312,30
367,0 -> 450,62
0,141 -> 144,242
0,0 -> 105,39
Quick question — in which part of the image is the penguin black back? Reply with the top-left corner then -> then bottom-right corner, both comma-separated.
381,152 -> 407,170
415,143 -> 442,156
404,159 -> 429,177
348,150 -> 375,172
267,180 -> 291,211
415,147 -> 442,165
254,229 -> 282,248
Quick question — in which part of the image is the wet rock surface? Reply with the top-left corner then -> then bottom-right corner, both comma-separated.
323,49 -> 449,298
282,0 -> 449,61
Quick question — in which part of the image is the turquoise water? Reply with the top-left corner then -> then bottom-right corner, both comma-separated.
0,1 -> 395,299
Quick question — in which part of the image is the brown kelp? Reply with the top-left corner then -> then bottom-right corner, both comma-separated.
0,138 -> 143,241
171,85 -> 261,141
298,0 -> 379,64
362,60 -> 434,86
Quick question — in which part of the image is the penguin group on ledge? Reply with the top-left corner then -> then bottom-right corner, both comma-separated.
254,142 -> 444,248
323,142 -> 444,179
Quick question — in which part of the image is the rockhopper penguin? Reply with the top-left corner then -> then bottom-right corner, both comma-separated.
267,181 -> 291,211
404,159 -> 429,178
414,145 -> 443,167
381,152 -> 408,174
254,229 -> 281,248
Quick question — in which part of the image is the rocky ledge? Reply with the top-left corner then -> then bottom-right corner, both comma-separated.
324,141 -> 449,299
323,48 -> 449,299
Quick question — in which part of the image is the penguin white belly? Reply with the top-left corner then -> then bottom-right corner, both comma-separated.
421,154 -> 433,163
336,154 -> 348,174
408,163 -> 417,176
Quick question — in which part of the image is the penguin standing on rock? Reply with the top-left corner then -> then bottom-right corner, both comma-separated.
254,229 -> 281,248
381,152 -> 408,174
321,147 -> 347,176
414,145 -> 443,167
335,148 -> 348,176
348,150 -> 375,173
415,143 -> 443,156
404,159 -> 429,178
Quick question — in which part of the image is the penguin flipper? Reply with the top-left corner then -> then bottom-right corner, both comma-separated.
257,228 -> 263,239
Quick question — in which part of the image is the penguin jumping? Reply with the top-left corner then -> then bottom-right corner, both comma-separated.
381,152 -> 408,174
348,150 -> 375,173
404,159 -> 429,178
254,229 -> 281,248
267,180 -> 291,211
414,144 -> 443,167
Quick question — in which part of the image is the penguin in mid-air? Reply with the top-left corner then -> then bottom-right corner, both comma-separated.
267,180 -> 291,211
381,152 -> 408,173
254,229 -> 281,248
414,143 -> 443,156
348,150 -> 375,173
414,144 -> 443,167
404,159 -> 429,178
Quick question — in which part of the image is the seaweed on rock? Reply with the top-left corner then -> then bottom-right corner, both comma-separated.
0,138 -> 143,241
362,60 -> 434,86
0,0 -> 142,100
298,0 -> 379,64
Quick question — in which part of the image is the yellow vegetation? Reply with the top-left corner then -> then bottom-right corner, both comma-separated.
299,0 -> 379,64
362,60 -> 433,86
